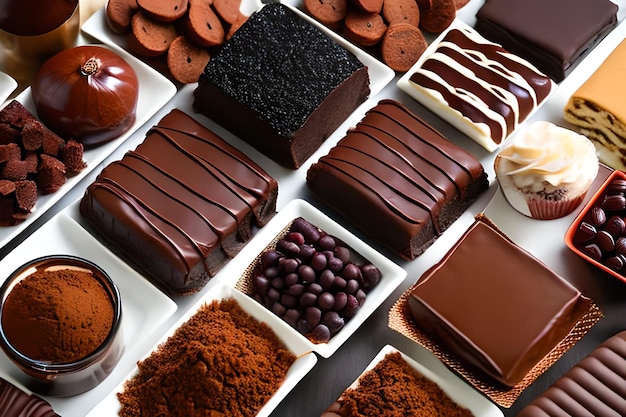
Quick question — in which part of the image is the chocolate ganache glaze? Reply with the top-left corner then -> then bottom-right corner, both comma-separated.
80,109 -> 278,295
475,0 -> 618,83
408,25 -> 553,152
0,377 -> 58,417
307,99 -> 488,260
516,330 -> 626,417
408,216 -> 592,388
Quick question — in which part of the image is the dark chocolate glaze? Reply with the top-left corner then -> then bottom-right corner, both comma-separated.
409,28 -> 552,146
475,0 -> 618,82
307,99 -> 488,260
80,109 -> 278,295
516,331 -> 626,417
193,3 -> 370,169
0,378 -> 58,417
408,217 -> 592,388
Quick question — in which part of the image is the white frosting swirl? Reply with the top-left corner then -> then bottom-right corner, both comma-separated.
497,121 -> 598,190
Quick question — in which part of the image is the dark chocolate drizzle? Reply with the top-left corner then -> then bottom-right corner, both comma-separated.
315,99 -> 485,234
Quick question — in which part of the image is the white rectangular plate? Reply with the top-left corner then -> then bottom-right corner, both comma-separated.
216,198 -> 407,358
0,213 -> 178,416
0,43 -> 176,250
86,282 -> 318,417
339,344 -> 505,417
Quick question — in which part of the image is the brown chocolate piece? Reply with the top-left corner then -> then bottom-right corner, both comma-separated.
516,331 -> 626,417
105,0 -> 139,33
382,0 -> 420,27
0,377 -> 59,417
303,0 -> 348,30
343,10 -> 387,47
381,23 -> 427,72
184,0 -> 225,47
212,0 -> 242,25
137,0 -> 188,22
419,0 -> 455,34
167,35 -> 211,84
128,10 -> 178,57
407,216 -> 593,387
80,109 -> 278,295
307,99 -> 488,260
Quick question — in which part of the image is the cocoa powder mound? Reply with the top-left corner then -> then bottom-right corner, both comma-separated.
338,351 -> 474,417
117,298 -> 296,417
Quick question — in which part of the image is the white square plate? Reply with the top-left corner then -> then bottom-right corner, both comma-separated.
217,198 -> 407,358
397,19 -> 555,153
0,43 -> 176,250
86,282 -> 318,417
0,213 -> 178,416
337,344 -> 504,417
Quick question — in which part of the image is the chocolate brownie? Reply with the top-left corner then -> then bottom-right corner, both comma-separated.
307,99 -> 488,260
80,109 -> 278,295
193,3 -> 370,169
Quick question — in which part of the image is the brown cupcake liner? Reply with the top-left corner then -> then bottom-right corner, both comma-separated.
388,282 -> 603,408
527,192 -> 587,220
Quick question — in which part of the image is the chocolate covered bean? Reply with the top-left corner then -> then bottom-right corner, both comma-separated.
249,217 -> 382,343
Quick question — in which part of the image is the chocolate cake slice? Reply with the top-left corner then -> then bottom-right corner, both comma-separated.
193,3 -> 370,169
307,99 -> 489,260
475,0 -> 618,83
0,377 -> 59,417
80,109 -> 278,295
564,39 -> 626,170
408,216 -> 592,387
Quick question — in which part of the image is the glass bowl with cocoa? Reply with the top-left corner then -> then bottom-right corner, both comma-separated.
566,169 -> 626,284
0,254 -> 123,396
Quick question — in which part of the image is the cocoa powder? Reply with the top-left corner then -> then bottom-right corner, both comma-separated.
1,268 -> 114,363
117,298 -> 296,417
336,351 -> 474,417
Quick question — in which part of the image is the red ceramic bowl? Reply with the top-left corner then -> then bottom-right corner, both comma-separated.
565,169 -> 626,283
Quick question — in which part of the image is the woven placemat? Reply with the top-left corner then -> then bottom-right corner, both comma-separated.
388,283 -> 604,408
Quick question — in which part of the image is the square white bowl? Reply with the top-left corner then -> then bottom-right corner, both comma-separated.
86,281 -> 318,417
336,344 -> 504,417
217,198 -> 407,358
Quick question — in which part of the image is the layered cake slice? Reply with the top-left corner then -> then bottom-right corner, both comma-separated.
475,0 -> 618,83
406,23 -> 554,152
80,109 -> 278,295
407,216 -> 593,387
193,3 -> 370,169
306,99 -> 489,260
564,39 -> 626,170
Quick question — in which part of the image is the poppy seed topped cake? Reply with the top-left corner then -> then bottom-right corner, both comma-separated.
193,3 -> 370,169
80,109 -> 278,295
306,99 -> 489,260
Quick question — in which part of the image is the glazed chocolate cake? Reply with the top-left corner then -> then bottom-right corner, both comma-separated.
80,109 -> 278,295
306,99 -> 489,260
193,3 -> 370,169
0,377 -> 59,417
564,39 -> 626,170
516,331 -> 626,417
475,0 -> 618,83
407,23 -> 553,152
408,216 -> 592,387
